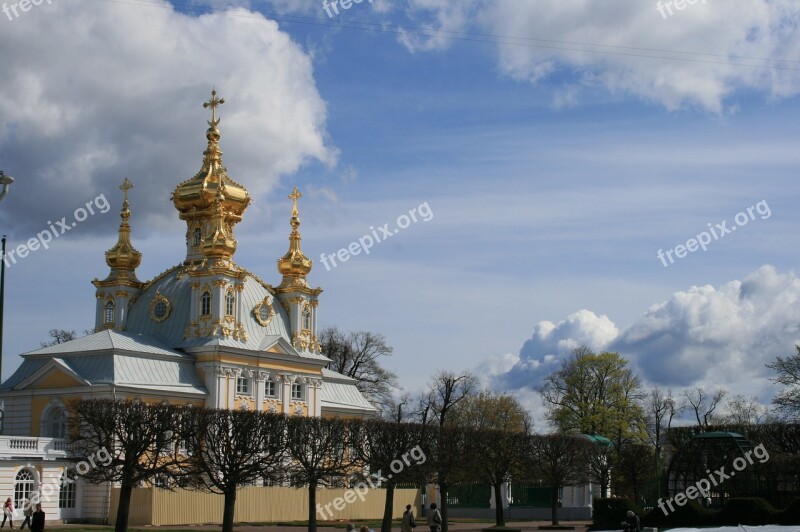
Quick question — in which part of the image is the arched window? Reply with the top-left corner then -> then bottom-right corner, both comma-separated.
302,305 -> 311,331
59,470 -> 77,509
104,300 -> 114,325
225,290 -> 235,317
44,406 -> 67,439
201,291 -> 211,316
193,227 -> 202,247
14,469 -> 35,509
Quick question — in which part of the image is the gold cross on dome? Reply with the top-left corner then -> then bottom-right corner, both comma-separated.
119,177 -> 133,203
203,89 -> 225,125
289,186 -> 302,217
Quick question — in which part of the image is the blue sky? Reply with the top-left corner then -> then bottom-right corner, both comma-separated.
2,0 -> 800,424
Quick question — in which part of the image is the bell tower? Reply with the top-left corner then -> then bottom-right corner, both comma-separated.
274,187 -> 322,352
92,178 -> 144,331
171,90 -> 250,342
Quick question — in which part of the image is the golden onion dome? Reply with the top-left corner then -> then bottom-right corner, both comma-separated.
105,177 -> 142,273
172,92 -> 250,217
277,187 -> 312,281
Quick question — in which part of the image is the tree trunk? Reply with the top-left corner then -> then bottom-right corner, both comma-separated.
308,480 -> 318,532
222,487 -> 237,532
114,481 -> 134,532
601,475 -> 608,499
440,481 -> 448,532
551,485 -> 559,526
493,482 -> 506,527
381,482 -> 396,532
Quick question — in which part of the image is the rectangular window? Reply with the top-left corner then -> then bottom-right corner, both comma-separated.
236,377 -> 250,395
265,381 -> 276,397
291,382 -> 303,400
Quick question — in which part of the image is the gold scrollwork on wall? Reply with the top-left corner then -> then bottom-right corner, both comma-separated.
253,297 -> 275,327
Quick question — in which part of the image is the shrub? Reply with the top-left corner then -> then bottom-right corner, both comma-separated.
779,497 -> 800,526
717,497 -> 779,526
591,498 -> 643,530
643,498 -> 715,528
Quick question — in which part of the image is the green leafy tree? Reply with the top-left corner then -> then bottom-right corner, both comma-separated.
539,347 -> 646,444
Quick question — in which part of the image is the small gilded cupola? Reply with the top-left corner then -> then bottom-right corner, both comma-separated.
92,178 -> 144,331
275,187 -> 322,353
172,90 -> 251,265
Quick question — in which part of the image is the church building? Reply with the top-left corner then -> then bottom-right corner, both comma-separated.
0,91 -> 376,522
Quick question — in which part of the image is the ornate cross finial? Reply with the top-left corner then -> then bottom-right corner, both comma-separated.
203,89 -> 225,126
289,186 -> 302,217
119,177 -> 133,204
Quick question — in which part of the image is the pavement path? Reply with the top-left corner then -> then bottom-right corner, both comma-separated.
47,521 -> 593,532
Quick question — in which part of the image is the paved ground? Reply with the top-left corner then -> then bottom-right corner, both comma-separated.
47,521 -> 593,531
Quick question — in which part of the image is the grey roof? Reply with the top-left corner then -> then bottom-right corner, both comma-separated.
124,266 -> 327,361
25,330 -> 190,358
321,367 -> 358,383
320,378 -> 377,413
3,331 -> 199,392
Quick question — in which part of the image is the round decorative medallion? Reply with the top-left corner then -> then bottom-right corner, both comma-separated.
149,292 -> 172,323
253,297 -> 275,327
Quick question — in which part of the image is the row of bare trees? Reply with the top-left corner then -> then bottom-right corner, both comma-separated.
68,397 -> 605,532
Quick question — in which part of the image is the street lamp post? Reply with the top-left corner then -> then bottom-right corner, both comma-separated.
0,170 -> 14,385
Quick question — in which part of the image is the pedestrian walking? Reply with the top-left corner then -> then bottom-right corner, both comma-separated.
19,499 -> 32,530
401,503 -> 416,532
29,505 -> 43,532
426,502 -> 442,532
1,497 -> 14,529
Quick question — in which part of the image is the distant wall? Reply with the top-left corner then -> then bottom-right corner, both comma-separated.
109,486 -> 422,526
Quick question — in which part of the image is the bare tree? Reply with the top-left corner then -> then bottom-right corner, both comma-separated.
415,371 -> 479,532
613,443 -> 653,506
40,329 -> 77,347
320,327 -> 399,409
285,416 -> 359,532
417,370 -> 479,427
646,387 -> 681,448
466,428 -> 528,527
354,419 -> 429,532
586,441 -> 613,499
682,387 -> 727,428
524,434 -> 592,525
183,409 -> 287,532
719,394 -> 771,425
68,400 -> 184,532
767,345 -> 800,420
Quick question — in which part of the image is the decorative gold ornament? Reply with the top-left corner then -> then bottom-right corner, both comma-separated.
93,178 -> 144,290
172,90 -> 251,262
149,292 -> 172,323
253,297 -> 275,327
